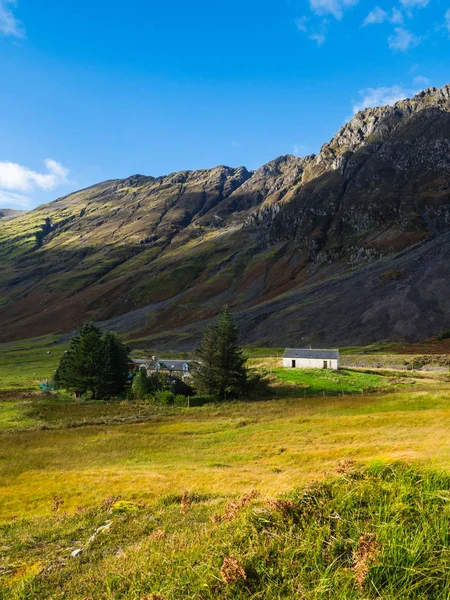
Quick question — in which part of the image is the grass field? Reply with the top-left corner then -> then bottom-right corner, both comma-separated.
1,463 -> 449,599
0,338 -> 449,598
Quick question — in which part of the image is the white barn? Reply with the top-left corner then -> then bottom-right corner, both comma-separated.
282,348 -> 340,370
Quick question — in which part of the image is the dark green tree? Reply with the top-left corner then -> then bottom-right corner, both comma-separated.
192,323 -> 220,397
98,332 -> 130,399
55,323 -> 129,399
215,306 -> 247,399
193,307 -> 247,400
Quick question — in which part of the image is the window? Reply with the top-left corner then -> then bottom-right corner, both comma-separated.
292,359 -> 296,368
323,361 -> 328,369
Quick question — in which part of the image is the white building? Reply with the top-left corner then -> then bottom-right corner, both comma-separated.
282,348 -> 340,370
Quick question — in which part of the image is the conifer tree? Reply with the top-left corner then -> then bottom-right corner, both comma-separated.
193,324 -> 220,396
193,307 -> 247,400
215,306 -> 247,399
55,323 -> 129,399
98,332 -> 130,399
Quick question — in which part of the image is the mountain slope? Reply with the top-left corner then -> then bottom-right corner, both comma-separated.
1,85 -> 450,346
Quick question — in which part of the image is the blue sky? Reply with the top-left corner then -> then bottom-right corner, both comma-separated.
0,0 -> 448,209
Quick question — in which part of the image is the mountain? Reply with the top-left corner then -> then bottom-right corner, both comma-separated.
1,84 -> 450,348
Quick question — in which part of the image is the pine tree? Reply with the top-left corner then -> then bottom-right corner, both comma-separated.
55,323 -> 129,399
98,332 -> 130,399
215,307 -> 247,399
193,307 -> 247,400
193,324 -> 220,396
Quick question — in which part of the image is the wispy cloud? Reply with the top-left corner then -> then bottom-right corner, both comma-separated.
413,75 -> 430,86
0,190 -> 32,209
0,159 -> 70,209
391,8 -> 404,24
399,0 -> 429,8
309,0 -> 358,20
388,27 -> 421,51
363,6 -> 388,26
362,6 -> 405,26
295,16 -> 328,45
445,9 -> 450,34
0,0 -> 24,37
352,85 -> 414,114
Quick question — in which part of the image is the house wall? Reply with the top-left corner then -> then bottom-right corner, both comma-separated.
282,357 -> 339,370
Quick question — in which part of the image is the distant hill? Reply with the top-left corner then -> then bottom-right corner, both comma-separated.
0,84 -> 450,347
0,209 -> 27,221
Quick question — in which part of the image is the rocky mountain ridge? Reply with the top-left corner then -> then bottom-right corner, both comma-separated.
0,84 -> 449,347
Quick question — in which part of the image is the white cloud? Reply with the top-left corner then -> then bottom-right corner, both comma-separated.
390,8 -> 404,24
309,0 -> 358,20
363,6 -> 388,26
0,159 -> 70,208
388,27 -> 421,51
0,159 -> 69,192
0,0 -> 24,37
413,75 -> 430,86
352,85 -> 414,114
399,0 -> 429,8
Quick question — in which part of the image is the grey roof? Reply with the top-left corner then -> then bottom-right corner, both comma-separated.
283,348 -> 339,360
156,360 -> 189,370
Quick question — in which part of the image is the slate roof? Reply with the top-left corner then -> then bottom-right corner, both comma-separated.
156,360 -> 189,371
283,348 -> 339,360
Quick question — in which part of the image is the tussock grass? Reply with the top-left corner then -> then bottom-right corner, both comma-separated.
0,463 -> 448,599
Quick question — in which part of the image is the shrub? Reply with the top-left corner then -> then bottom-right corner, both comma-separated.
154,390 -> 175,406
188,395 -> 214,407
171,378 -> 194,396
174,394 -> 188,407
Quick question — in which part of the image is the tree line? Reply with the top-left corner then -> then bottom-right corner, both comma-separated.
54,307 -> 251,401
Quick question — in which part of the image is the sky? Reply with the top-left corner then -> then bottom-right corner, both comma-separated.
0,0 -> 448,210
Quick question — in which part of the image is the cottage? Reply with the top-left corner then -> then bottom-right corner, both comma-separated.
282,348 -> 340,370
154,360 -> 190,376
129,357 -> 191,378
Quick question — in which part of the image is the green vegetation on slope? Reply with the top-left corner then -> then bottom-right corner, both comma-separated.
273,368 -> 384,395
1,463 -> 449,599
0,336 -> 64,390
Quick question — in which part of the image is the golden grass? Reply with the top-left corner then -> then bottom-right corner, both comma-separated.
2,385 -> 450,521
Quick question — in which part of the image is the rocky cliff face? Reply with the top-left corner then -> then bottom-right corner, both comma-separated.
1,85 -> 449,346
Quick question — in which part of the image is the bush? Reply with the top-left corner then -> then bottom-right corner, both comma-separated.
174,394 -> 189,407
154,390 -> 175,405
438,328 -> 450,341
171,378 -> 194,396
188,395 -> 214,407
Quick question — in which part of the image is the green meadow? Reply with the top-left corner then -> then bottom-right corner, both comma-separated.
0,337 -> 449,598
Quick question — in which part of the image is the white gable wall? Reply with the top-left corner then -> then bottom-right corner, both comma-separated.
282,357 -> 339,370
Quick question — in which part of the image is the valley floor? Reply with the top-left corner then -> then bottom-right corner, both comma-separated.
1,379 -> 450,520
1,341 -> 449,598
